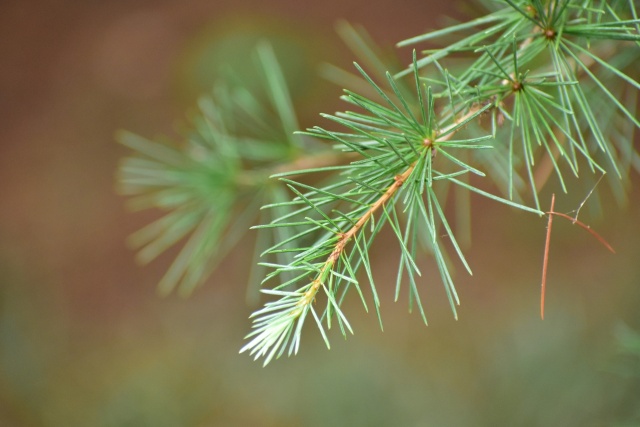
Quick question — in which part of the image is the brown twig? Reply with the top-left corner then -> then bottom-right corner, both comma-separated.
236,151 -> 358,187
540,193 -> 616,319
272,151 -> 358,176
546,211 -> 616,254
296,160 -> 418,308
541,193 -> 555,320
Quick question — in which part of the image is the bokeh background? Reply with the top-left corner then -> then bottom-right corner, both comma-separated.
1,0 -> 639,426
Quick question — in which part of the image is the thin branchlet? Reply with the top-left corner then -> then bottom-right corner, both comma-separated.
295,161 -> 417,315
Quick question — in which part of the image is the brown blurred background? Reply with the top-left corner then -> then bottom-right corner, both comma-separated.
1,0 -> 639,426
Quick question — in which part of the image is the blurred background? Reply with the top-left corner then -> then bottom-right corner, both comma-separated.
1,0 -> 639,425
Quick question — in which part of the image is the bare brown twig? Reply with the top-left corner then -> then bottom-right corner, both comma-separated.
540,193 -> 616,319
541,193 -> 555,320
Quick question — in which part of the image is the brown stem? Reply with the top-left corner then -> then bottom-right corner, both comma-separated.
297,160 -> 418,307
272,151 -> 358,176
540,194 -> 616,319
541,193 -> 555,320
546,211 -> 616,254
236,151 -> 357,187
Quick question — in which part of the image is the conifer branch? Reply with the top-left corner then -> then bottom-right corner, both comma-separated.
115,1 -> 639,366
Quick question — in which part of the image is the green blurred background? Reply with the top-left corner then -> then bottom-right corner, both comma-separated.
1,0 -> 639,425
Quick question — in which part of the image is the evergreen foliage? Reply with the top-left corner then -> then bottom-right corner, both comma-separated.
117,0 -> 640,365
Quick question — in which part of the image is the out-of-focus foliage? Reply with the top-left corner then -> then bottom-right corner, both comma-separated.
117,42 -> 331,297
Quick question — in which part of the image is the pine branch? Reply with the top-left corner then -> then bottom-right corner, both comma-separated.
241,81 -> 542,364
241,0 -> 639,365
116,0 -> 639,367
